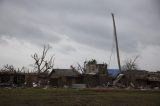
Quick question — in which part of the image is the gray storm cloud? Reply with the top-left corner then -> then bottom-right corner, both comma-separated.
0,0 -> 159,71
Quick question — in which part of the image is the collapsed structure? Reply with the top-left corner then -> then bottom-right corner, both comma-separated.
45,64 -> 108,88
0,71 -> 25,87
0,64 -> 160,89
117,70 -> 160,89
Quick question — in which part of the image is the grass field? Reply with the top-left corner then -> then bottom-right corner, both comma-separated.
0,88 -> 160,106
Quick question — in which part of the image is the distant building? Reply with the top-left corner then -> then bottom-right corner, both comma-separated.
116,70 -> 160,88
0,72 -> 25,87
85,64 -> 107,75
83,64 -> 109,87
48,64 -> 109,88
48,69 -> 80,87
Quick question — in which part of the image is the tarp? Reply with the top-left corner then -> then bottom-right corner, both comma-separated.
107,69 -> 120,77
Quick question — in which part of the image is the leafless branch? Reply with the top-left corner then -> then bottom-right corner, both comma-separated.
31,44 -> 54,74
122,55 -> 140,71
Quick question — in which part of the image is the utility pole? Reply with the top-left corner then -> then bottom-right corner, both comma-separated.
111,13 -> 121,72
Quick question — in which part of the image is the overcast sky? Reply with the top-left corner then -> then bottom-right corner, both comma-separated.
0,0 -> 160,71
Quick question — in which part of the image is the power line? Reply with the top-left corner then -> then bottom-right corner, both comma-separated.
108,34 -> 116,68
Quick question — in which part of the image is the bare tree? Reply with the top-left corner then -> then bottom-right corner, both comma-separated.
1,64 -> 16,72
122,55 -> 139,71
31,45 -> 54,75
77,63 -> 84,73
17,67 -> 29,73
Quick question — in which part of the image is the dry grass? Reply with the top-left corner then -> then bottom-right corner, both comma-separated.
0,88 -> 159,106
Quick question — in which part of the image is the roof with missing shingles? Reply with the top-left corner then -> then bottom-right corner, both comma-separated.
49,69 -> 80,78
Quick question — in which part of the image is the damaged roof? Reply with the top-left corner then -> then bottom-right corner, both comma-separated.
49,69 -> 80,78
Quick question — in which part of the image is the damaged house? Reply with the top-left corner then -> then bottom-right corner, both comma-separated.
47,63 -> 109,88
0,65 -> 25,87
114,70 -> 160,89
48,69 -> 80,87
82,64 -> 108,87
0,71 -> 25,87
